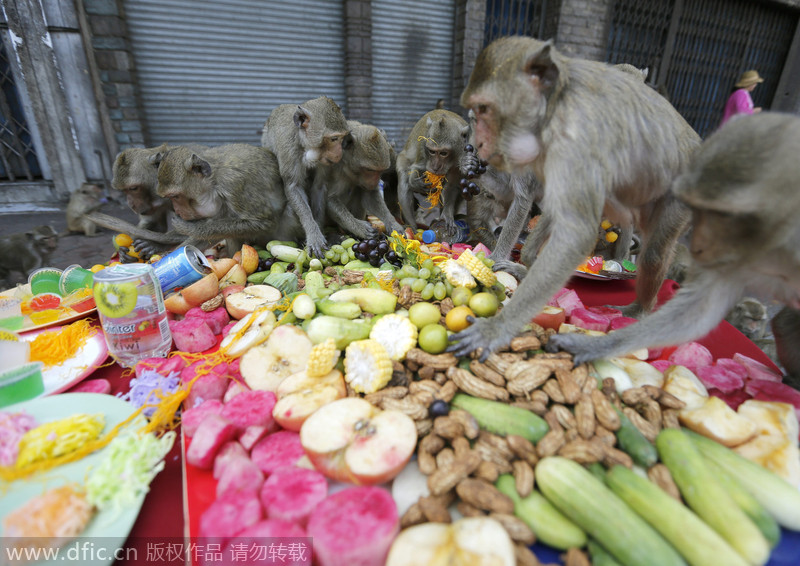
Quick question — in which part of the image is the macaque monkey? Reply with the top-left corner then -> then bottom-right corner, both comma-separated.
0,225 -> 59,286
546,112 -> 800,381
111,144 -> 174,233
725,297 -> 769,341
449,37 -> 699,359
322,120 -> 404,239
65,183 -> 104,236
261,96 -> 350,257
396,109 -> 470,232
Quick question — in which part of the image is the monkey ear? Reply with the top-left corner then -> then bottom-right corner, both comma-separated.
342,131 -> 354,150
149,151 -> 165,169
294,106 -> 311,130
187,154 -> 212,177
460,124 -> 470,141
523,41 -> 559,92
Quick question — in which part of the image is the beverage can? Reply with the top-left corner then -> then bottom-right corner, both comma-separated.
152,245 -> 212,295
93,263 -> 172,368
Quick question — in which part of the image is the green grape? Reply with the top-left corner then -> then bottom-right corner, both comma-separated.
481,257 -> 495,269
330,252 -> 340,264
432,266 -> 442,277
433,281 -> 447,300
444,280 -> 454,296
331,244 -> 346,255
422,258 -> 434,271
418,267 -> 431,280
421,283 -> 435,300
324,249 -> 336,260
341,238 -> 357,249
348,248 -> 356,260
400,277 -> 416,289
321,258 -> 332,267
411,278 -> 427,293
404,265 -> 420,278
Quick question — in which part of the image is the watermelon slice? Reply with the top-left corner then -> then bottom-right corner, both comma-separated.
260,466 -> 328,527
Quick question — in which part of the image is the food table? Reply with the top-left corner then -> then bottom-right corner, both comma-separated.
12,275 -> 799,565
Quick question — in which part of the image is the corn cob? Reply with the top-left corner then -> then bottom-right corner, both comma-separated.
344,339 -> 393,394
369,314 -> 418,361
306,338 -> 341,377
441,259 -> 477,289
457,248 -> 497,287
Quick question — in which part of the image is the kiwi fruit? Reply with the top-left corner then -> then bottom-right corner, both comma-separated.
94,282 -> 138,318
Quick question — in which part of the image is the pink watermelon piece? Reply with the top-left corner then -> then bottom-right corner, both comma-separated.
220,320 -> 238,339
260,466 -> 328,527
733,353 -> 782,382
609,316 -> 638,331
216,455 -> 264,498
587,306 -> 623,320
307,486 -> 399,566
569,307 -> 610,332
223,379 -> 249,403
182,399 -> 224,437
647,347 -> 664,361
239,425 -> 270,452
223,520 -> 309,566
183,361 -> 231,409
135,356 -> 187,379
708,387 -> 751,411
186,414 -> 237,469
219,390 -> 277,433
185,305 -> 230,335
696,365 -> 745,394
213,440 -> 248,480
68,379 -> 111,395
547,287 -> 572,307
650,360 -> 673,373
668,342 -> 714,373
472,242 -> 492,257
198,490 -> 262,541
745,379 -> 800,409
715,358 -> 749,381
555,289 -> 584,316
250,431 -> 305,475
169,317 -> 217,353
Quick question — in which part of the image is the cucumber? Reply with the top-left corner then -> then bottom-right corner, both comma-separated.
450,394 -> 549,444
246,270 -> 270,284
496,474 -> 587,550
587,540 -> 623,566
606,464 -> 749,566
656,428 -> 770,566
613,406 -> 658,468
306,315 -> 372,349
317,299 -> 362,319
536,456 -> 687,566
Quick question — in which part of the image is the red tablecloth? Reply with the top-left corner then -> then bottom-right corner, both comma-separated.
69,276 -> 780,565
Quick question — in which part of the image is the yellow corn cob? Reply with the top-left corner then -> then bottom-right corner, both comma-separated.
456,249 -> 497,287
16,414 -> 105,468
442,259 -> 477,289
369,314 -> 418,361
307,338 -> 341,377
344,339 -> 393,394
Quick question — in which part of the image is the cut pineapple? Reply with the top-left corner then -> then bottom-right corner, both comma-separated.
456,248 -> 497,287
369,314 -> 417,361
344,339 -> 393,394
307,338 -> 341,378
678,396 -> 757,447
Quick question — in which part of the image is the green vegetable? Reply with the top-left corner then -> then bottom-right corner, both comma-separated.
587,540 -> 623,566
265,240 -> 299,252
687,429 -> 800,531
606,463 -> 749,566
246,270 -> 271,284
292,294 -> 316,320
264,272 -> 298,294
657,428 -> 770,566
269,243 -> 307,265
536,456 -> 686,566
306,315 -> 372,349
257,249 -> 272,260
613,406 -> 658,468
496,474 -> 587,550
317,298 -> 362,319
450,393 -> 549,444
328,288 -> 397,315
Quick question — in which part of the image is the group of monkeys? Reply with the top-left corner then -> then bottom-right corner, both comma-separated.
5,36 -> 799,382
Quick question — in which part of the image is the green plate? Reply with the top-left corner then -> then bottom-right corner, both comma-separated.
0,393 -> 147,565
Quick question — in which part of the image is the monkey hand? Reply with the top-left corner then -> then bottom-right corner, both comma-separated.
459,151 -> 480,176
351,220 -> 380,240
447,315 -> 512,362
305,233 -> 330,259
492,259 -> 527,281
117,246 -> 142,264
545,332 -> 619,366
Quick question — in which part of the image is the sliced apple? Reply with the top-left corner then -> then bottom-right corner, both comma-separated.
663,364 -> 709,410
532,305 -> 566,331
239,244 -> 260,275
225,285 -> 281,320
240,324 -> 313,391
164,291 -> 193,315
385,517 -> 515,566
300,397 -> 417,485
181,272 -> 221,307
219,263 -> 248,289
209,257 -> 238,279
273,369 -> 347,431
219,309 -> 276,358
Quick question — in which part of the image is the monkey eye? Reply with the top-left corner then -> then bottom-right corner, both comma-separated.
475,104 -> 489,115
439,151 -> 449,158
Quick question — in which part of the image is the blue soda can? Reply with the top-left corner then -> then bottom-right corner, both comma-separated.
152,245 -> 212,295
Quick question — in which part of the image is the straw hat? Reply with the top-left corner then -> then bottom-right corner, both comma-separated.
735,70 -> 764,88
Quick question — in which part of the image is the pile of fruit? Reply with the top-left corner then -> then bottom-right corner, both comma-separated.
139,232 -> 800,566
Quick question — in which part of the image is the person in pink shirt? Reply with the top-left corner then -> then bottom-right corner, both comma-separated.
720,70 -> 764,126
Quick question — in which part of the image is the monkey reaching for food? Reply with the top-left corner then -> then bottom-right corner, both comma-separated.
111,145 -> 174,234
261,96 -> 350,258
396,109 -> 470,232
546,113 -> 800,381
448,37 -> 699,360
0,225 -> 59,286
321,120 -> 404,239
65,183 -> 104,237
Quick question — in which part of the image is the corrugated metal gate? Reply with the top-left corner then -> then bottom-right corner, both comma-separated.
606,0 -> 799,138
125,0 -> 347,147
484,0 -> 549,43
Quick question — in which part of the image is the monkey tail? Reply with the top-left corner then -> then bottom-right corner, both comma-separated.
85,212 -> 185,244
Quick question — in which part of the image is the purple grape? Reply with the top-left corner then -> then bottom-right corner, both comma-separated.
464,144 -> 474,153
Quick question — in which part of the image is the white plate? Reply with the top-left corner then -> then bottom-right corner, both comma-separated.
0,393 -> 147,566
1,283 -> 97,333
21,325 -> 109,397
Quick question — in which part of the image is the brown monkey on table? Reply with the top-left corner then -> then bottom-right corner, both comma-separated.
0,225 -> 59,286
546,113 -> 800,381
448,37 -> 699,360
322,120 -> 404,239
396,109 -> 470,232
261,96 -> 350,258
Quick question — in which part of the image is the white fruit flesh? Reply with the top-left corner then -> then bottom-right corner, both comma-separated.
345,410 -> 417,478
225,285 -> 281,319
240,325 -> 313,391
273,370 -> 347,432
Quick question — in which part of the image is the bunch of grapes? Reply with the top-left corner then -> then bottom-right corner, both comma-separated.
353,237 -> 401,268
458,144 -> 486,201
257,256 -> 277,271
395,258 -> 451,301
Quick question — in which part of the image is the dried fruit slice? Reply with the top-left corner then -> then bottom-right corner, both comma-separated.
93,282 -> 137,318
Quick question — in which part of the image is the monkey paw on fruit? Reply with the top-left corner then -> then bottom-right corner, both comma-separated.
491,259 -> 527,281
306,234 -> 330,259
545,331 -> 618,366
446,315 -> 511,361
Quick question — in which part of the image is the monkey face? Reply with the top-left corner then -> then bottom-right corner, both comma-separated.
123,185 -> 158,214
358,168 -> 384,191
425,145 -> 454,176
318,132 -> 348,165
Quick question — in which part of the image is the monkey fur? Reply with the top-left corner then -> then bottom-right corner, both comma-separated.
65,183 -> 104,237
546,112 -> 800,382
0,225 -> 59,286
322,120 -> 404,239
449,37 -> 699,360
261,96 -> 350,258
396,109 -> 471,232
725,297 -> 769,341
112,144 -> 175,233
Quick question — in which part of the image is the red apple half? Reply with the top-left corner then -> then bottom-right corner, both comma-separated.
300,397 -> 417,485
531,305 -> 566,331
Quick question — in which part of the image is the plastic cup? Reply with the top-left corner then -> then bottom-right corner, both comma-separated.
0,297 -> 23,329
28,268 -> 63,296
0,362 -> 44,408
59,265 -> 95,295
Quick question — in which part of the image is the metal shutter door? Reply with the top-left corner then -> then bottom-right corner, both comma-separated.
372,0 -> 456,149
125,0 -> 346,146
